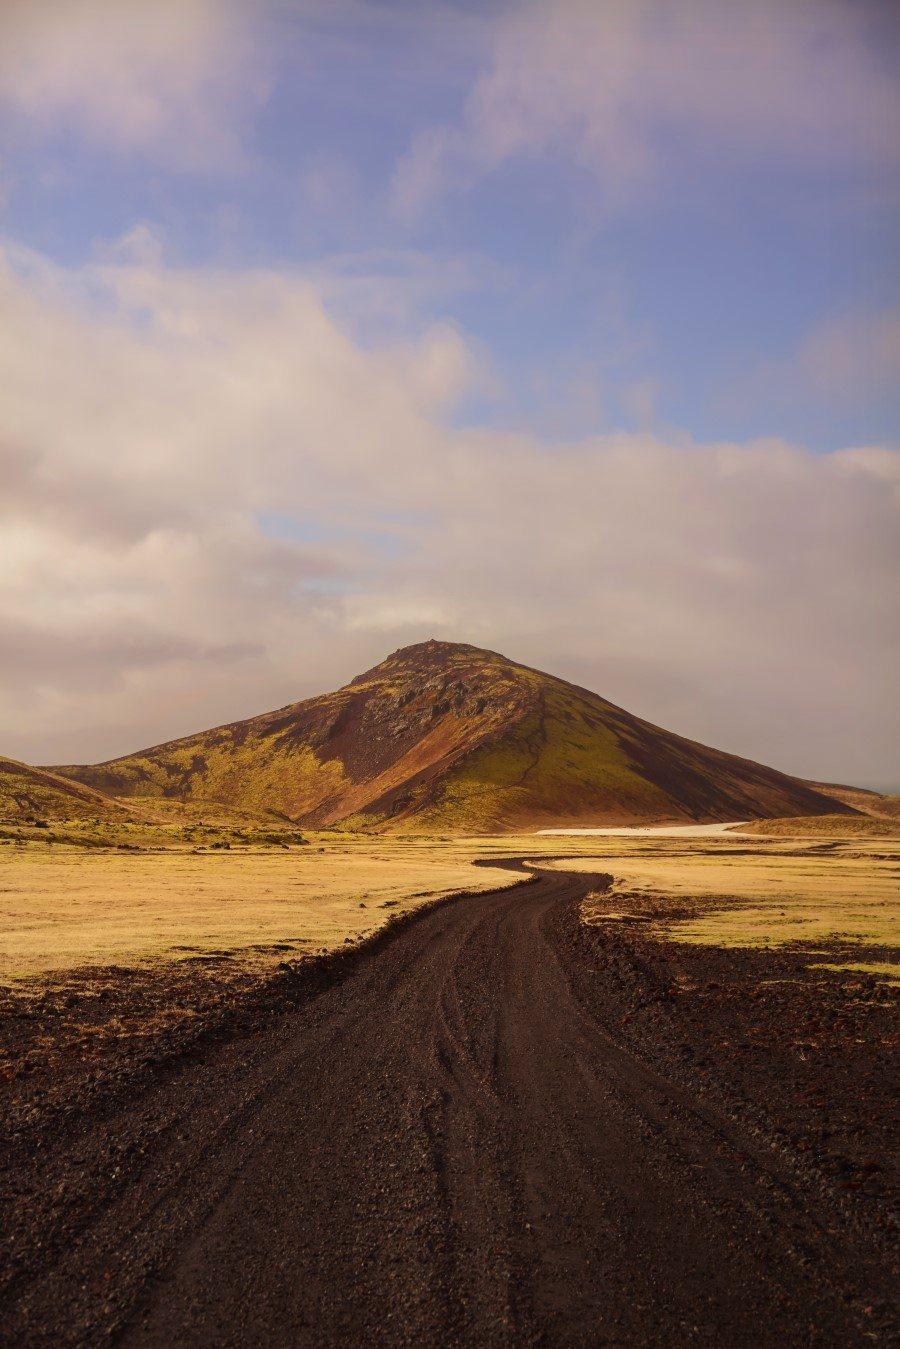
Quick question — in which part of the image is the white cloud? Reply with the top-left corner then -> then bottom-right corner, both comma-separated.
0,0 -> 265,168
299,153 -> 359,218
799,309 -> 900,403
0,236 -> 897,786
722,307 -> 900,425
393,0 -> 900,218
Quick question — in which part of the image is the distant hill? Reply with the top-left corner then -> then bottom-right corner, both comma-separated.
51,640 -> 852,833
0,755 -> 130,823
802,780 -> 900,819
738,814 -> 900,839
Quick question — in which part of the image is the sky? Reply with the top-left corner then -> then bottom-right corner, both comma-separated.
0,0 -> 898,788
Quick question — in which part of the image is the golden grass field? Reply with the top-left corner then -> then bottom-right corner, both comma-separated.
564,838 -> 900,978
737,813 -> 900,838
1,824 -> 897,983
0,841 -> 524,980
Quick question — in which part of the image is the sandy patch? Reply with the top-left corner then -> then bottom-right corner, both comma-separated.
536,822 -> 749,838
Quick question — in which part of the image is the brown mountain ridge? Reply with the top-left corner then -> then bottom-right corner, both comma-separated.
0,755 -> 131,824
49,640 -> 851,832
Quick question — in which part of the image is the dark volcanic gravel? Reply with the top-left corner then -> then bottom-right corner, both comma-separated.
0,862 -> 896,1346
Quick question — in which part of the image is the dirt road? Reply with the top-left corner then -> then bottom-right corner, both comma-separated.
2,862 -> 893,1345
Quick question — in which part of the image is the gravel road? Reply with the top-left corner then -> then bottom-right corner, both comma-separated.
2,861 -> 892,1345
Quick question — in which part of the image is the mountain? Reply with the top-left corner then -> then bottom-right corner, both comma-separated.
0,755 -> 131,823
50,640 -> 851,832
801,780 -> 900,819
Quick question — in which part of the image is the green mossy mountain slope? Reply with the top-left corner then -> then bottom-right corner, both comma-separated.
0,756 -> 131,823
53,641 -> 850,832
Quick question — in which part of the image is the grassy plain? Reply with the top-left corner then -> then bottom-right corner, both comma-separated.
559,838 -> 899,977
737,813 -> 900,838
1,822 -> 897,984
0,839 -> 524,981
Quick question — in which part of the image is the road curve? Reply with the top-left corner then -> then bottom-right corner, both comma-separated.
6,862 -> 886,1345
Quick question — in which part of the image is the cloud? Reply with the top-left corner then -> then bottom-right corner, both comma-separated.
798,309 -> 900,404
721,306 -> 900,428
0,235 -> 897,786
299,153 -> 360,218
0,0 -> 266,168
393,0 -> 900,218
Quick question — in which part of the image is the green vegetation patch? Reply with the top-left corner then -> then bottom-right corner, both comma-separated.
411,681 -> 671,830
